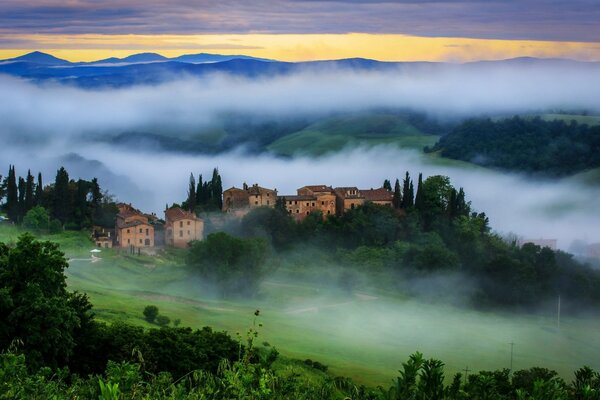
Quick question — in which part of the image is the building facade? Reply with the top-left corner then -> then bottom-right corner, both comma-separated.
115,210 -> 155,249
222,183 -> 278,214
164,207 -> 204,248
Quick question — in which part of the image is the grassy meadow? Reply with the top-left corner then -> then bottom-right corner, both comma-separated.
2,224 -> 600,387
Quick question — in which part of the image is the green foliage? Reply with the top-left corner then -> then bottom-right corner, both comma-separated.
143,305 -> 159,323
0,234 -> 93,370
22,206 -> 49,231
156,315 -> 170,327
428,116 -> 600,176
187,232 -> 269,296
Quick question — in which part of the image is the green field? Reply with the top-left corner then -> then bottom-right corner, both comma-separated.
267,113 -> 440,156
3,225 -> 600,387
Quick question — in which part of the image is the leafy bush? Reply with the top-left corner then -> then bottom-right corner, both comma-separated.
143,305 -> 159,323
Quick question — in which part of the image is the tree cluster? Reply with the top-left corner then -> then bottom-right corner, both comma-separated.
427,116 -> 600,176
1,165 -> 117,230
180,167 -> 223,213
0,234 -> 238,379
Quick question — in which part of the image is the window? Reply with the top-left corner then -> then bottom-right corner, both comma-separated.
296,210 -> 299,213
306,211 -> 309,215
327,210 -> 331,214
312,202 -> 315,207
180,221 -> 183,228
179,230 -> 183,237
127,229 -> 130,234
288,201 -> 292,205
187,221 -> 190,225
267,200 -> 270,205
145,239 -> 150,246
187,230 -> 190,235
139,239 -> 142,244
306,202 -> 309,206
255,201 -> 258,205
295,201 -> 297,205
127,239 -> 130,244
351,203 -> 355,209
267,193 -> 270,197
105,243 -> 109,248
288,210 -> 292,214
146,228 -> 149,235
321,201 -> 324,205
139,228 -> 143,233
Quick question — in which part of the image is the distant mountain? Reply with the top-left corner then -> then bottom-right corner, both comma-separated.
1,51 -> 598,88
172,53 -> 272,63
84,52 -> 168,65
1,51 -> 70,65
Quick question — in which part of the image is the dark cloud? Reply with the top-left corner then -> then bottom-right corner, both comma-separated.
0,0 -> 599,41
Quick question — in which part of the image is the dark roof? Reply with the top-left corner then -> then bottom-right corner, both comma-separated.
117,219 -> 152,229
165,207 -> 198,222
334,187 -> 364,199
362,188 -> 394,202
301,185 -> 334,193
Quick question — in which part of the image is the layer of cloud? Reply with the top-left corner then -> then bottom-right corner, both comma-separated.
0,0 -> 599,41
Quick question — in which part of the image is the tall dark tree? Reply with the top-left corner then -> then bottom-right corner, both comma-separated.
383,179 -> 392,192
24,170 -> 35,213
196,174 -> 206,205
401,171 -> 414,209
414,173 -> 424,211
392,179 -> 402,209
53,167 -> 71,224
187,173 -> 197,212
35,172 -> 43,207
0,174 -> 4,204
5,166 -> 18,222
90,178 -> 103,224
211,168 -> 223,210
73,179 -> 90,228
17,177 -> 26,221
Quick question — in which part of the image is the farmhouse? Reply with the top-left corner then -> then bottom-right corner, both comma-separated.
115,207 -> 155,249
164,207 -> 204,248
280,185 -> 336,221
222,183 -> 278,215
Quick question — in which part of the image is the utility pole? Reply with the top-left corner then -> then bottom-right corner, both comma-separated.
509,342 -> 515,372
557,295 -> 561,330
462,366 -> 471,384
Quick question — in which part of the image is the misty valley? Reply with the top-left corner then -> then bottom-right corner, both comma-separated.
1,51 -> 600,399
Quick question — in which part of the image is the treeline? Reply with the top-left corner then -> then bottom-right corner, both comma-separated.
0,165 -> 117,230
177,167 -> 223,212
227,172 -> 600,310
426,116 -> 600,176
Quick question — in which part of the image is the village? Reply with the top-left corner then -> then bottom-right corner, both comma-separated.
92,183 -> 397,252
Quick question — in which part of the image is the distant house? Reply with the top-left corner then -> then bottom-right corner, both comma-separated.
333,187 -> 365,215
222,183 -> 278,215
164,207 -> 204,248
92,226 -> 114,248
361,188 -> 394,207
281,185 -> 336,221
115,208 -> 155,249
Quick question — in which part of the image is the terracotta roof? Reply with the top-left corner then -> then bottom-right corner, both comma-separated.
361,188 -> 394,202
117,210 -> 141,220
224,186 -> 244,193
334,187 -> 363,199
117,219 -> 151,229
301,185 -> 333,193
165,207 -> 198,222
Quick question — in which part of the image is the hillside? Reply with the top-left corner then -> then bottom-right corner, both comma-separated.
267,112 -> 441,156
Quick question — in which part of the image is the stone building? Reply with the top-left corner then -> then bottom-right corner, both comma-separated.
281,185 -> 336,221
222,183 -> 278,215
92,226 -> 114,248
361,188 -> 394,207
115,208 -> 155,249
333,187 -> 365,215
164,207 -> 204,248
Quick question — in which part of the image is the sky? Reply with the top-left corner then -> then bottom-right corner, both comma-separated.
1,0 -> 600,62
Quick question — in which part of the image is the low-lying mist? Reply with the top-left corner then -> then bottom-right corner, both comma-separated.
1,64 -> 599,249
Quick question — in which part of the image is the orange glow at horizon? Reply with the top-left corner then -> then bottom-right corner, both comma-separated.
1,33 -> 600,62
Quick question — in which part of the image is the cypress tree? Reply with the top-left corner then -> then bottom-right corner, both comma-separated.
90,178 -> 103,224
408,181 -> 414,208
53,167 -> 71,224
0,174 -> 4,204
448,188 -> 457,218
187,173 -> 197,212
392,179 -> 402,209
17,177 -> 26,221
211,168 -> 223,210
414,173 -> 424,211
6,166 -> 19,222
383,179 -> 392,192
196,174 -> 204,206
35,172 -> 43,206
24,170 -> 35,213
401,171 -> 413,209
